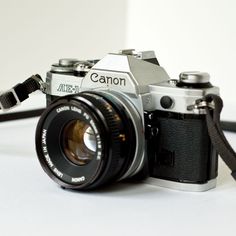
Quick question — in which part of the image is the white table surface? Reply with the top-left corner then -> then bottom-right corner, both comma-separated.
0,117 -> 236,236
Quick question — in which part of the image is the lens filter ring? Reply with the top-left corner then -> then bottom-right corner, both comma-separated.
36,92 -> 136,190
36,99 -> 105,189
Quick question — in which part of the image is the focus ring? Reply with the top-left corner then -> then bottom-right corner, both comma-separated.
78,92 -> 126,189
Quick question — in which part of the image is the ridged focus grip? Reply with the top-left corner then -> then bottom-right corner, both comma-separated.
78,92 -> 125,188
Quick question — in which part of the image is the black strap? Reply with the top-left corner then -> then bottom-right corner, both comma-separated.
0,74 -> 43,110
221,121 -> 236,133
0,109 -> 45,122
203,94 -> 236,180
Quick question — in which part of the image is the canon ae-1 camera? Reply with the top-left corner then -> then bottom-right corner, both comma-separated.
35,49 -> 219,191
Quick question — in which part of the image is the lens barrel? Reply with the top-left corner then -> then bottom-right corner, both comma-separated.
36,91 -> 144,190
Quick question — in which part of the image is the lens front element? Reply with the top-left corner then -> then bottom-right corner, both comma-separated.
62,120 -> 96,166
36,92 -> 143,190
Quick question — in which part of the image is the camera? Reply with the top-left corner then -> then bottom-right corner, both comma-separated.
35,49 -> 219,191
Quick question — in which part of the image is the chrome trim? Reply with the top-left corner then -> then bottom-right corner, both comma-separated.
144,178 -> 217,192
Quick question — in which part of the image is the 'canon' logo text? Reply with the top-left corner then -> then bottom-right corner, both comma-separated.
90,73 -> 126,86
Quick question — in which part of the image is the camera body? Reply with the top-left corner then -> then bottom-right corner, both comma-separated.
39,49 -> 219,191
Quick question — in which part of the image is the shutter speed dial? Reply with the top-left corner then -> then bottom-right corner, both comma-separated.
179,71 -> 210,84
177,71 -> 212,88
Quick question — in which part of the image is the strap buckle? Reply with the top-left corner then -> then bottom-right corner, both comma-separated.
0,88 -> 21,111
31,75 -> 48,93
187,98 -> 215,113
0,74 -> 46,112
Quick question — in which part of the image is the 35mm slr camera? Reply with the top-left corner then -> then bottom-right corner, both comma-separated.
35,49 -> 219,191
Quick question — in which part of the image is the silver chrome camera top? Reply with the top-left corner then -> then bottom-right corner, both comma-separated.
47,49 -> 219,115
118,49 -> 157,60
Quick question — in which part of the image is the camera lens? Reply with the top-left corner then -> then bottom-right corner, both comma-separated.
62,120 -> 96,166
36,91 -> 145,190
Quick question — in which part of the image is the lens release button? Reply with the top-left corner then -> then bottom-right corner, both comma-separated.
160,96 -> 173,109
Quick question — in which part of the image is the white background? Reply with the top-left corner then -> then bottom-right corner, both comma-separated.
0,0 -> 127,90
126,0 -> 236,106
1,0 -> 236,99
1,0 -> 236,117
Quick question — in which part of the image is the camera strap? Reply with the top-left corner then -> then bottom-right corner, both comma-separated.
202,94 -> 236,180
0,74 -> 43,110
0,75 -> 45,121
